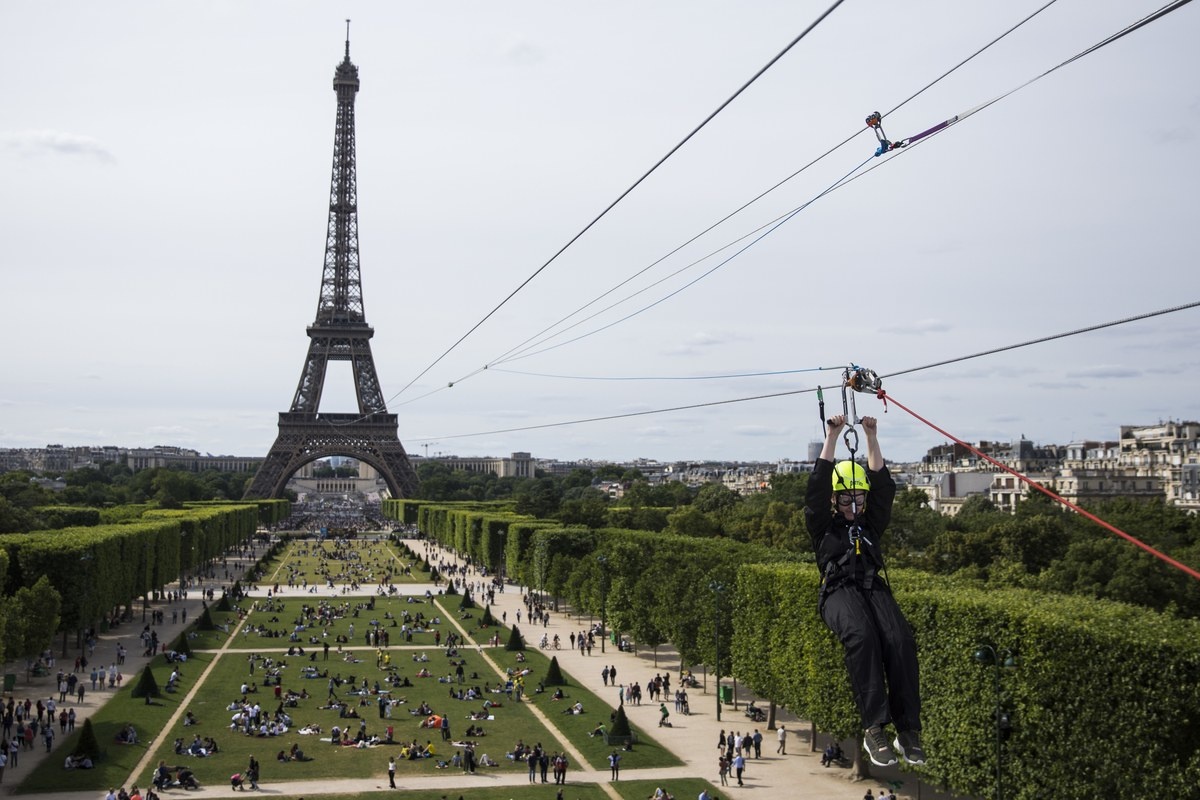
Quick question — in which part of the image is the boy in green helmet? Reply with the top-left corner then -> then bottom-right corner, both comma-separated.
805,414 -> 924,768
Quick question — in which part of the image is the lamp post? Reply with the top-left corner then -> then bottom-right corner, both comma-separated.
973,644 -> 1016,800
710,580 -> 725,721
596,555 -> 608,654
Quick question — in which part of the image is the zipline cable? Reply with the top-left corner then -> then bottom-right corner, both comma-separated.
483,0 -> 1062,371
879,391 -> 1200,583
881,300 -> 1200,381
488,365 -> 844,382
390,0 -> 849,401
395,0 -> 1193,418
412,300 -> 1200,439
423,0 -> 1173,393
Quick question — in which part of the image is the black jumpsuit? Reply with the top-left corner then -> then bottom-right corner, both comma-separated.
804,458 -> 921,733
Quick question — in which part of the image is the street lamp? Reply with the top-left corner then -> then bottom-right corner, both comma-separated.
596,555 -> 608,654
710,580 -> 725,721
973,644 -> 1017,800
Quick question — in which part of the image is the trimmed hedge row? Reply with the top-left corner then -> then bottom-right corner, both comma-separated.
731,563 -> 1200,800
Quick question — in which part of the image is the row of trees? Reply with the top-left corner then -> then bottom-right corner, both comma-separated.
393,499 -> 1200,800
0,464 -> 259,533
0,463 -> 289,669
412,462 -> 1200,619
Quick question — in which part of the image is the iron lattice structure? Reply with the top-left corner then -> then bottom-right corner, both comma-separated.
244,37 -> 419,500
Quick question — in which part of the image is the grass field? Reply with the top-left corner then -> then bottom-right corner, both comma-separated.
14,538 -> 695,795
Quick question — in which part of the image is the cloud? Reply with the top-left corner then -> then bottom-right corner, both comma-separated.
2,130 -> 116,163
733,425 -> 776,437
1064,365 -> 1141,379
1152,127 -> 1193,145
1029,381 -> 1086,390
878,318 -> 951,335
664,331 -> 735,356
503,41 -> 545,66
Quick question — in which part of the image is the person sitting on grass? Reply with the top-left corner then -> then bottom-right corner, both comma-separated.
589,723 -> 606,738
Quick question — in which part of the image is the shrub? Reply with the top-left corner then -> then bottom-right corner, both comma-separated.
506,625 -> 525,652
459,590 -> 475,610
196,606 -> 216,631
479,606 -> 496,627
74,717 -> 102,760
610,704 -> 632,737
130,666 -> 160,699
171,634 -> 192,657
215,593 -> 232,612
545,656 -> 566,686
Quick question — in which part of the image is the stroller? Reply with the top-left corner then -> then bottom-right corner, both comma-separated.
175,768 -> 200,790
230,772 -> 245,791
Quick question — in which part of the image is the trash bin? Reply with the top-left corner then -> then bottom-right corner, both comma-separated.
719,685 -> 733,704
3,674 -> 15,692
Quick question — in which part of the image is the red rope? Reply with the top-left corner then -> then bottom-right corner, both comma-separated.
881,391 -> 1200,583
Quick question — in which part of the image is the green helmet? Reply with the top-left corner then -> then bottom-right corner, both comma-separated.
832,461 -> 870,492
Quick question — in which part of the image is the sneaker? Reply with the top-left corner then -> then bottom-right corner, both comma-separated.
863,725 -> 898,767
894,730 -> 926,765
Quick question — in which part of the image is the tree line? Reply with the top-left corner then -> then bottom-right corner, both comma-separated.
413,462 -> 1200,619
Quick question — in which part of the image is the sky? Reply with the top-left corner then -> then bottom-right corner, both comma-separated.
2,0 -> 1198,467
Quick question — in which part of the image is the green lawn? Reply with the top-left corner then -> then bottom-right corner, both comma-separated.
441,600 -> 682,772
18,540 -> 700,796
16,652 -> 212,793
261,539 -> 429,588
219,592 -> 451,651
141,639 -> 567,787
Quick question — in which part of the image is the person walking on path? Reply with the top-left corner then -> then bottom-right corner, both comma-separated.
387,756 -> 396,789
733,752 -> 746,786
608,750 -> 621,780
246,755 -> 259,790
753,729 -> 762,758
776,724 -> 787,755
718,753 -> 730,786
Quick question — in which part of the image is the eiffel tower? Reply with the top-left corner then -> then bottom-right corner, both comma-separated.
244,32 -> 419,500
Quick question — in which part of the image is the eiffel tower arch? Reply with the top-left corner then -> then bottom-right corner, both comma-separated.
244,33 -> 419,501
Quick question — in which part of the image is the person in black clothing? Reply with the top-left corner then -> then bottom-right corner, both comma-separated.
805,415 -> 924,768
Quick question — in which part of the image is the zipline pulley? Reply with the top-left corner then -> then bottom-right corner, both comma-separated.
866,111 -> 906,157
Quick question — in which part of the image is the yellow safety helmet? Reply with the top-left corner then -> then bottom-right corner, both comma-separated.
832,460 -> 870,492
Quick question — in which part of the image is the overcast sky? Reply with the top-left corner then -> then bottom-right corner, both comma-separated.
2,0 -> 1198,466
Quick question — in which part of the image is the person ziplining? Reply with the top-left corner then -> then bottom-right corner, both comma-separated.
806,384 -> 924,767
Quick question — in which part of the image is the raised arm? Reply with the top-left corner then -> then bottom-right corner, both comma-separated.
862,416 -> 883,471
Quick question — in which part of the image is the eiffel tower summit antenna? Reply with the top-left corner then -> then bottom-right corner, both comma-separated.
244,34 -> 419,500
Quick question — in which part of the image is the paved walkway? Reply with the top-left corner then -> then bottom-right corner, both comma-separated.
5,536 -> 961,799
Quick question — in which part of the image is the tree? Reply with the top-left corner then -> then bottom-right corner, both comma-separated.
131,665 -> 161,699
74,717 -> 102,760
545,656 -> 567,686
666,506 -> 722,538
558,495 -> 609,529
196,606 -> 216,631
610,704 -> 632,737
514,478 -> 563,518
505,625 -> 525,651
5,576 -> 62,669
